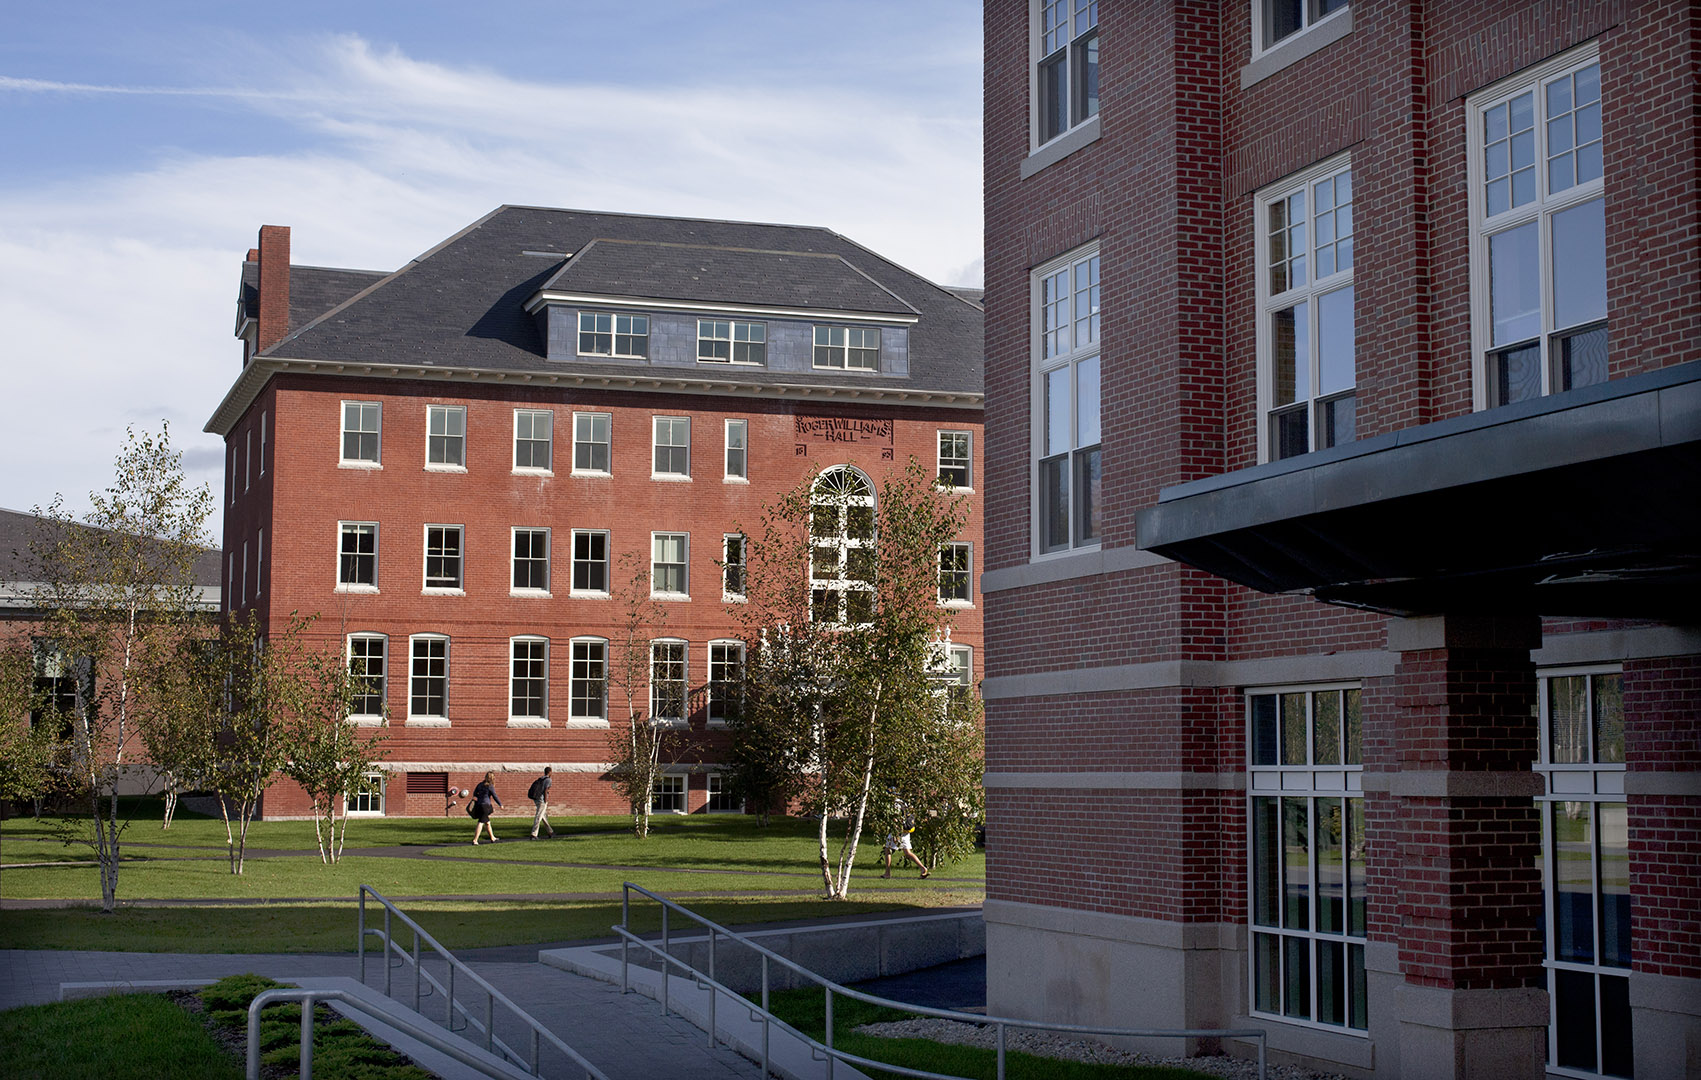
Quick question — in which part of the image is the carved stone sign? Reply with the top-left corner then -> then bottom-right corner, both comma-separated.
794,417 -> 894,458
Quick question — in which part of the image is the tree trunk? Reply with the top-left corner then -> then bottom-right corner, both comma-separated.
161,785 -> 177,830
817,811 -> 835,897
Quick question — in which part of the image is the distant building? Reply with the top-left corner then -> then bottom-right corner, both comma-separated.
207,208 -> 983,818
982,3 -> 1697,1079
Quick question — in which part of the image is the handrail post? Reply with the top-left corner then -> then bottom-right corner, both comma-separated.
531,1027 -> 540,1076
707,927 -> 717,1048
446,964 -> 455,1028
246,996 -> 263,1080
661,904 -> 670,1017
484,991 -> 494,1051
996,1022 -> 1007,1080
300,991 -> 316,1080
761,954 -> 770,1080
357,889 -> 365,984
413,933 -> 422,1012
620,886 -> 629,995
825,985 -> 835,1080
383,908 -> 393,996
1258,1031 -> 1267,1080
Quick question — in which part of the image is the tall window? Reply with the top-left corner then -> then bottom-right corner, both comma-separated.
813,326 -> 880,371
1035,0 -> 1099,145
1470,48 -> 1606,408
652,532 -> 689,598
1258,157 -> 1355,461
698,320 -> 766,364
579,311 -> 648,358
939,542 -> 972,605
725,419 -> 748,481
409,635 -> 449,720
347,634 -> 387,721
706,641 -> 744,726
245,429 -> 252,491
255,528 -> 263,597
571,530 -> 609,595
810,466 -> 876,625
424,525 -> 463,591
512,528 -> 549,593
1249,686 -> 1366,1033
1255,0 -> 1349,53
722,534 -> 746,601
1035,245 -> 1100,553
1538,669 -> 1630,1078
706,773 -> 739,812
573,412 -> 611,474
937,430 -> 971,489
514,409 -> 553,472
338,522 -> 378,589
650,641 -> 687,724
426,405 -> 465,468
259,411 -> 267,476
509,637 -> 548,722
341,401 -> 381,464
653,417 -> 690,478
569,639 -> 608,723
30,642 -> 84,735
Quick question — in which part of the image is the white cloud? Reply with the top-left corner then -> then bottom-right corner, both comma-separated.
0,32 -> 982,534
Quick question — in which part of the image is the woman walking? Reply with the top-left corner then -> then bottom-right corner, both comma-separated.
471,772 -> 502,844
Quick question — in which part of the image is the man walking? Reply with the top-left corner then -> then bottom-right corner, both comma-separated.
528,766 -> 555,839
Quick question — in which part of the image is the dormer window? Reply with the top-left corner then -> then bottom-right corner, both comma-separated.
579,312 -> 648,359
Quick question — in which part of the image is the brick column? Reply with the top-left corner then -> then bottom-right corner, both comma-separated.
1369,615 -> 1547,1080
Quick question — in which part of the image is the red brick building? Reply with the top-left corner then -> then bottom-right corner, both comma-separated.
206,207 -> 983,820
982,3 -> 1697,1079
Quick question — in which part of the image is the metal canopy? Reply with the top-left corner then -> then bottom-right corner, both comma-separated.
1136,362 -> 1701,619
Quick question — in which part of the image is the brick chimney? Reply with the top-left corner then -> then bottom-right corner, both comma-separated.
255,225 -> 291,354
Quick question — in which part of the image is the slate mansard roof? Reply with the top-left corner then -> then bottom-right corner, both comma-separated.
209,206 -> 984,436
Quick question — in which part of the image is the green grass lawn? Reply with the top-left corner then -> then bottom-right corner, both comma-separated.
0,993 -> 242,1080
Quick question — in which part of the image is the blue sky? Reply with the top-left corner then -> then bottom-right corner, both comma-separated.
0,1 -> 983,539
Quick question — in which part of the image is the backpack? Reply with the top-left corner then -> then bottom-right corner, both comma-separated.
526,777 -> 545,800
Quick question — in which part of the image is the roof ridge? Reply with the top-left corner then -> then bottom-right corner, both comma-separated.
494,203 -> 837,235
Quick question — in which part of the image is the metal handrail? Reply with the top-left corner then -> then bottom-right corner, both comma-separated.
358,885 -> 609,1080
247,987 -> 523,1080
615,882 -> 1267,1080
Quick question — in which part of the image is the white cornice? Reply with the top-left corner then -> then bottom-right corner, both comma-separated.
526,291 -> 920,325
203,357 -> 981,436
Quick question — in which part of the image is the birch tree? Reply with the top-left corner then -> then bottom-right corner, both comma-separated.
279,628 -> 388,864
604,553 -> 681,838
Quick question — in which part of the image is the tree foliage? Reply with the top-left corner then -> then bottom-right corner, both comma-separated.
732,457 -> 984,899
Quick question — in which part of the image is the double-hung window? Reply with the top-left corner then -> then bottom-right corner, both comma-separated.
938,542 -> 972,605
1469,47 -> 1606,409
698,320 -> 766,364
571,530 -> 609,595
1257,157 -> 1355,461
722,534 -> 746,601
650,641 -> 687,725
569,638 -> 608,725
573,412 -> 611,474
1035,1 -> 1099,146
338,522 -> 378,589
724,420 -> 748,481
937,430 -> 971,489
424,525 -> 463,591
813,326 -> 880,371
426,405 -> 465,468
347,634 -> 387,722
509,637 -> 548,724
1034,245 -> 1101,553
653,417 -> 690,478
341,401 -> 381,465
1254,0 -> 1349,54
1248,686 -> 1366,1032
259,411 -> 267,476
512,528 -> 549,594
578,311 -> 648,358
347,773 -> 384,815
408,635 -> 449,722
706,641 -> 744,726
652,532 -> 689,598
650,774 -> 686,813
514,409 -> 552,472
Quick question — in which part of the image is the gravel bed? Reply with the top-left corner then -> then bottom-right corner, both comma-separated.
855,1017 -> 1350,1080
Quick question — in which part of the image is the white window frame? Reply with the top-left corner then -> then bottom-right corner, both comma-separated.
226,552 -> 233,611
1032,243 -> 1101,557
513,408 -> 554,474
1467,44 -> 1607,411
1246,683 -> 1367,1036
705,772 -> 742,813
722,533 -> 746,602
245,428 -> 252,491
938,542 -> 973,607
347,632 -> 388,725
651,532 -> 690,600
649,639 -> 689,727
255,528 -> 263,598
706,640 -> 744,728
507,636 -> 550,728
572,412 -> 612,475
259,411 -> 267,477
407,633 -> 450,726
511,527 -> 550,596
229,445 -> 237,506
346,771 -> 385,816
650,773 -> 687,814
337,521 -> 379,592
1031,0 -> 1100,150
724,419 -> 748,482
809,466 -> 877,627
1251,0 -> 1350,59
697,319 -> 767,365
652,416 -> 691,479
340,400 -> 382,468
937,430 -> 972,491
425,404 -> 467,471
1255,154 -> 1356,463
567,636 -> 610,728
423,524 -> 465,594
570,529 -> 610,597
578,311 -> 649,359
812,326 -> 880,371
